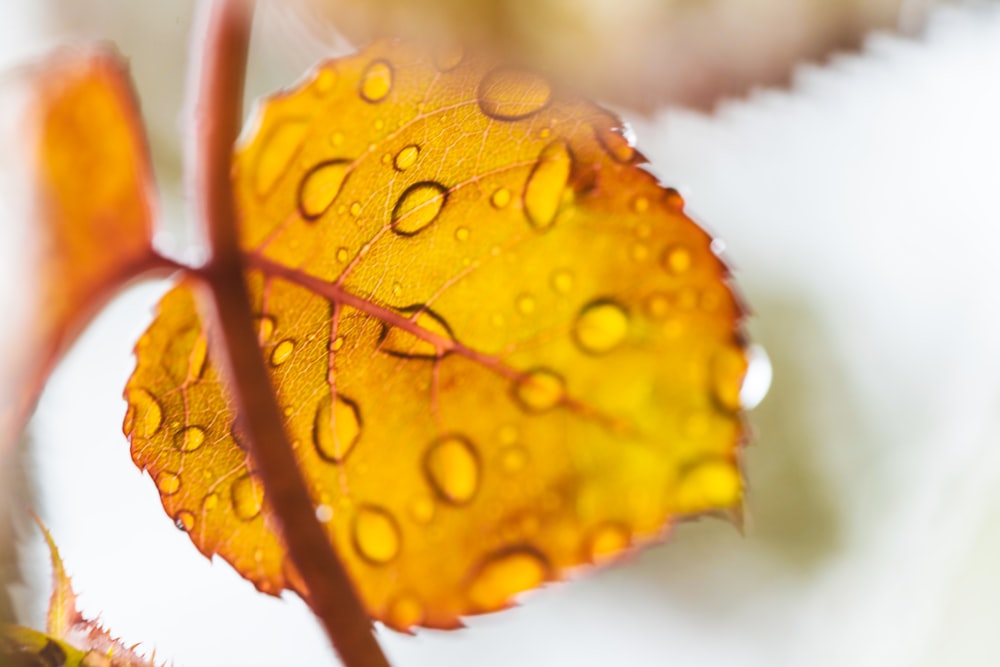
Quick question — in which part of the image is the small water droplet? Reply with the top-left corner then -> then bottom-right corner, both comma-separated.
202,492 -> 220,512
661,245 -> 692,275
313,392 -> 362,463
360,59 -> 393,103
254,120 -> 308,196
156,471 -> 181,496
454,226 -> 470,242
271,339 -> 295,366
124,388 -> 163,438
353,505 -> 401,564
676,288 -> 698,310
630,243 -> 650,262
468,548 -> 549,611
498,424 -> 519,446
255,315 -> 275,343
551,269 -> 573,294
740,344 -> 772,410
311,67 -> 337,95
631,195 -> 649,213
644,292 -> 670,319
593,124 -> 636,163
392,281 -> 403,297
524,141 -> 571,230
410,496 -> 435,524
283,405 -> 294,417
587,522 -> 630,562
425,435 -> 480,505
336,247 -> 349,262
231,474 -> 265,520
516,294 -> 537,315
478,68 -> 551,120
332,335 -> 345,352
176,425 -> 206,452
299,160 -> 351,220
315,504 -> 334,522
574,300 -> 629,354
349,201 -> 362,217
500,445 -> 528,473
514,369 -> 565,412
393,144 -> 419,171
490,187 -> 512,209
387,593 -> 425,630
391,182 -> 447,236
174,510 -> 194,532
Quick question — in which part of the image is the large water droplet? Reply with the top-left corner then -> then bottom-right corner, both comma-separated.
254,120 -> 308,196
740,344 -> 772,410
523,141 -> 571,230
514,369 -> 565,412
231,474 -> 265,520
174,510 -> 195,532
467,548 -> 549,611
360,60 -> 393,103
176,425 -> 206,452
124,388 -> 163,438
393,145 -> 420,171
391,182 -> 447,236
313,392 -> 362,463
379,306 -> 453,358
156,471 -> 181,496
353,505 -> 401,564
298,160 -> 351,220
574,300 -> 629,354
424,435 -> 480,505
271,339 -> 295,366
387,593 -> 425,630
478,68 -> 552,120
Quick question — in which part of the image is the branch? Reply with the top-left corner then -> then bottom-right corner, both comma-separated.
185,1 -> 389,664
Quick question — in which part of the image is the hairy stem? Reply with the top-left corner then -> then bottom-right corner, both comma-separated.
186,1 -> 389,664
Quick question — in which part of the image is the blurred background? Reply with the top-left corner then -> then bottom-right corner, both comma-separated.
3,0 -> 1000,665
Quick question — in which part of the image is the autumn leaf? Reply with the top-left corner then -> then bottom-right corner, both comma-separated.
124,40 -> 748,630
0,46 -> 157,455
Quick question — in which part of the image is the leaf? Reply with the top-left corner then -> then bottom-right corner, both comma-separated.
0,46 -> 157,454
0,518 -> 156,667
124,41 -> 748,630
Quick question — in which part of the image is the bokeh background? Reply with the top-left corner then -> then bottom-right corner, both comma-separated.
3,0 -> 1000,665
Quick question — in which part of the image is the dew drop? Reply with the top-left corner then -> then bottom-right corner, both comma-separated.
176,425 -> 206,452
174,510 -> 194,532
374,118 -> 385,131
551,269 -> 573,294
514,369 -> 565,412
254,120 -> 308,196
410,496 -> 435,524
393,144 -> 420,171
490,187 -> 512,209
298,160 -> 351,220
524,141 -> 571,230
424,435 -> 480,505
349,201 -> 362,217
311,67 -> 337,96
231,474 -> 265,521
593,124 -> 636,163
631,195 -> 649,214
332,335 -> 345,352
315,504 -> 334,523
587,523 -> 630,562
124,388 -> 163,438
336,247 -> 349,263
516,294 -> 537,315
644,292 -> 670,320
156,471 -> 181,496
360,59 -> 393,103
353,505 -> 401,564
202,492 -> 220,512
255,315 -> 275,343
574,300 -> 629,354
740,344 -> 772,411
454,226 -> 470,242
313,392 -> 362,463
387,594 -> 425,630
391,182 -> 447,236
271,339 -> 295,366
661,245 -> 692,275
500,445 -> 528,473
631,243 -> 650,262
468,549 -> 549,611
478,68 -> 552,120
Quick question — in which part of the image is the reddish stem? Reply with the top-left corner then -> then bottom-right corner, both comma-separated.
185,1 -> 389,665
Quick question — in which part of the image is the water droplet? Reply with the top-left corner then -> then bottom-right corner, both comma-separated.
665,188 -> 685,209
255,315 -> 275,343
740,344 -> 772,410
661,245 -> 692,275
271,339 -> 295,366
515,293 -> 537,316
593,124 -> 636,163
330,132 -> 344,146
391,182 -> 447,236
478,68 -> 552,120
410,496 -> 435,524
124,388 -> 163,438
254,120 -> 308,196
335,247 -> 349,263
311,67 -> 337,95
174,510 -> 194,532
551,269 -> 573,294
202,492 -> 220,512
676,460 -> 742,513
392,281 -> 402,297
425,435 -> 480,505
353,505 -> 401,564
313,392 -> 362,463
315,504 -> 334,522
630,243 -> 650,262
468,548 -> 549,611
387,593 -> 425,630
490,187 -> 512,209
498,424 -> 519,446
631,195 -> 649,214
500,445 -> 528,473
332,335 -> 345,352
374,118 -> 385,131
393,144 -> 419,171
587,522 -> 630,562
176,425 -> 206,452
349,201 -> 362,217
514,369 -> 565,412
156,471 -> 181,496
524,141 -> 571,230
360,59 -> 393,103
574,300 -> 629,354
231,474 -> 264,521
455,226 -> 470,242
644,292 -> 670,319
298,160 -> 351,220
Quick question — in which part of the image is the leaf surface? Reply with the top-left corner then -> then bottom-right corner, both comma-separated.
1,47 -> 156,453
125,41 -> 748,630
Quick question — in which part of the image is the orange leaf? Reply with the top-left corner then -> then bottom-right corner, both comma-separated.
125,41 -> 748,631
1,46 -> 157,453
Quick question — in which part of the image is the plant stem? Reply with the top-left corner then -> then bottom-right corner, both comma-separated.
186,1 -> 389,665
